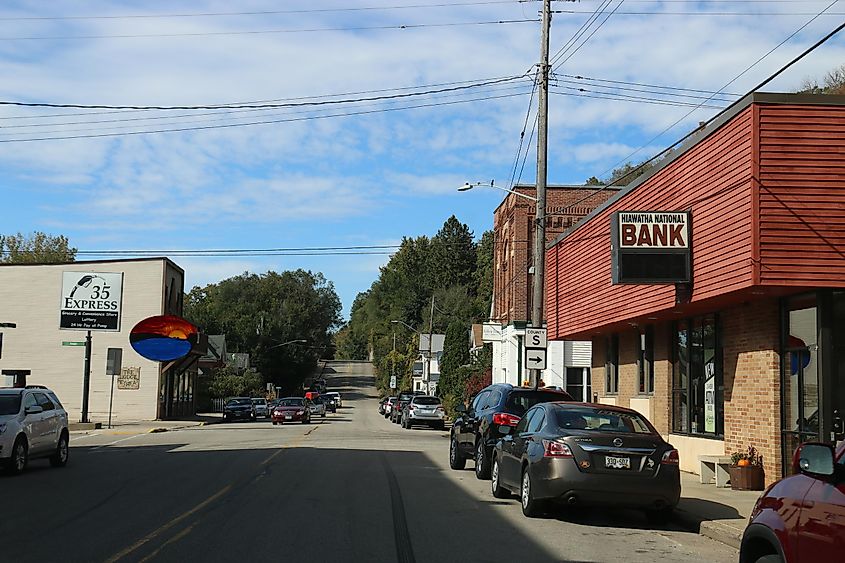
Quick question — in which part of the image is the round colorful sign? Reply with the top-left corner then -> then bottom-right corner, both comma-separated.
130,315 -> 198,361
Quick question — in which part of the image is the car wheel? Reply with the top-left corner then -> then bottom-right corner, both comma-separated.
645,507 -> 673,525
753,556 -> 783,563
475,439 -> 491,480
8,436 -> 28,475
521,468 -> 543,517
449,433 -> 466,470
272,421 -> 278,425
49,431 -> 69,468
491,455 -> 509,499
321,412 -> 326,418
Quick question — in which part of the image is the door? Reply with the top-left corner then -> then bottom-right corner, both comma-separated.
460,390 -> 489,452
33,392 -> 59,451
21,393 -> 47,454
501,409 -> 536,487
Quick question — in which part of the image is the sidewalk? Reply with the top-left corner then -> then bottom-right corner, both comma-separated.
69,412 -> 223,436
672,471 -> 762,549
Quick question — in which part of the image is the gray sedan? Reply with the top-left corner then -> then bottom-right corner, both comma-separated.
491,402 -> 680,521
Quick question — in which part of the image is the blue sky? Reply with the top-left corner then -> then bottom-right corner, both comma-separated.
1,0 -> 843,319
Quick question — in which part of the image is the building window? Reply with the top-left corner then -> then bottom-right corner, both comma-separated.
566,367 -> 585,401
605,334 -> 619,394
672,315 -> 723,437
639,326 -> 654,394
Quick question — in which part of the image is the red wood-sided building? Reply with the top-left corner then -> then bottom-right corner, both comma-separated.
545,93 -> 845,483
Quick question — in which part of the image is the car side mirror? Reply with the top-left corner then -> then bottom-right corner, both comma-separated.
795,443 -> 835,477
25,405 -> 44,415
454,404 -> 467,414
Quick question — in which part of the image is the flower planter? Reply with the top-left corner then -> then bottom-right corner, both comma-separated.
729,464 -> 765,491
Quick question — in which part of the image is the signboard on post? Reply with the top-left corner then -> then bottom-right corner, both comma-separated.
482,322 -> 502,342
389,375 -> 397,389
60,272 -> 124,331
525,349 -> 547,371
525,328 -> 547,349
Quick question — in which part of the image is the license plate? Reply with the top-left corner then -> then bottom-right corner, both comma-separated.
285,415 -> 292,420
605,456 -> 630,469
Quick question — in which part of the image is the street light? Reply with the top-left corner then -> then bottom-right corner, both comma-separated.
267,339 -> 307,350
391,319 -> 417,332
458,180 -> 538,202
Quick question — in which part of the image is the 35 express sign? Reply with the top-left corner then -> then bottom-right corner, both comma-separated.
59,272 -> 124,331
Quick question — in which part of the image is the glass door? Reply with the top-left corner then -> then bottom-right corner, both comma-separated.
782,295 -> 820,473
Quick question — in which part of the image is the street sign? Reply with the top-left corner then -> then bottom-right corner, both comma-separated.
481,322 -> 502,342
62,341 -> 85,346
525,327 -> 547,349
389,375 -> 397,389
525,349 -> 547,371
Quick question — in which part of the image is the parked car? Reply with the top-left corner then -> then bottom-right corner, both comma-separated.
490,402 -> 680,520
383,397 -> 397,418
271,397 -> 312,424
252,398 -> 269,418
390,391 -> 424,424
308,396 -> 327,418
739,441 -> 845,563
450,383 -> 574,479
223,397 -> 256,422
0,386 -> 70,475
268,398 -> 283,414
378,396 -> 391,415
323,392 -> 342,409
401,395 -> 446,430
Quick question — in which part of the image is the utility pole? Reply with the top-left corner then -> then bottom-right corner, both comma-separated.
427,294 -> 435,393
530,0 -> 551,390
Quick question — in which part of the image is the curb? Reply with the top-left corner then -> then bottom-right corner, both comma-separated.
670,508 -> 745,550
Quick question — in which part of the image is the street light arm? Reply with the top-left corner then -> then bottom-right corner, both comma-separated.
267,339 -> 307,350
458,181 -> 538,202
391,320 -> 417,333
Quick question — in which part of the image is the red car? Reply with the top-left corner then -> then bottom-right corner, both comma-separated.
271,397 -> 311,425
740,441 -> 845,563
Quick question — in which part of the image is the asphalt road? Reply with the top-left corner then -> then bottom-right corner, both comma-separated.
3,362 -> 739,563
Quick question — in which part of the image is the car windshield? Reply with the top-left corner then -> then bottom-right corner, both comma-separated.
553,407 -> 653,434
252,399 -> 266,404
226,398 -> 251,406
0,394 -> 21,415
413,397 -> 440,405
278,399 -> 305,407
505,391 -> 571,416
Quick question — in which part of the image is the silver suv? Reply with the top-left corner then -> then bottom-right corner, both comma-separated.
0,386 -> 69,475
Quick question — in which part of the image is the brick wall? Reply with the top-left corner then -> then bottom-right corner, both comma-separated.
493,186 -> 616,324
722,299 -> 782,484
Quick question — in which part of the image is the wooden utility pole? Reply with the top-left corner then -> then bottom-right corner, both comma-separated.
530,0 -> 551,389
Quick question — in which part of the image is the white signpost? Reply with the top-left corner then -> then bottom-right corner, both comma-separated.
524,327 -> 548,376
389,375 -> 397,389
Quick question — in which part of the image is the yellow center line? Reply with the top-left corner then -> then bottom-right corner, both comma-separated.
137,524 -> 195,563
104,485 -> 231,563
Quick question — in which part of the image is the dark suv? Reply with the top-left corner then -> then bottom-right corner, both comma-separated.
740,441 -> 845,563
449,383 -> 573,479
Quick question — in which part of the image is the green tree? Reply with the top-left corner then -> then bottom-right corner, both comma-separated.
185,269 -> 342,393
207,365 -> 265,399
0,232 -> 76,263
428,216 -> 477,290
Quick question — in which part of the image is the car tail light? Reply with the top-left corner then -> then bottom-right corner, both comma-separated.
661,449 -> 679,465
492,413 -> 521,426
543,440 -> 573,458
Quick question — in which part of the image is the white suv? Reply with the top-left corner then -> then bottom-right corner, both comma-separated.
0,386 -> 69,475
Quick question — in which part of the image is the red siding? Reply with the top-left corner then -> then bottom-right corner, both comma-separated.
547,107 -> 754,340
758,105 -> 845,285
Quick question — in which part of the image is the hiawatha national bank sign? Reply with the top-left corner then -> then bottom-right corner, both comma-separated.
59,272 -> 124,331
611,211 -> 691,284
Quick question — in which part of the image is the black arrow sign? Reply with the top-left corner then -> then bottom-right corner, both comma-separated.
527,354 -> 543,364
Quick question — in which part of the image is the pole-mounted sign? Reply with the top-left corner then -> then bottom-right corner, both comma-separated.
59,272 -> 124,331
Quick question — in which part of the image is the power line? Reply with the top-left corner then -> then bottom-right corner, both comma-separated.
0,75 -> 528,111
551,87 -> 727,109
0,18 -> 538,41
0,83 -> 534,132
549,0 -> 614,67
554,79 -> 735,104
553,9 -> 845,15
559,73 -> 743,97
0,1 -> 526,21
0,89 -> 534,143
551,0 -> 627,70
507,69 -> 539,189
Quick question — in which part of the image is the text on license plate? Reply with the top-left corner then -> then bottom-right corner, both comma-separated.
605,456 -> 630,469
285,415 -> 292,420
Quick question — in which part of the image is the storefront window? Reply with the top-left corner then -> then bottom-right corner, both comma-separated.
639,327 -> 654,394
566,367 -> 590,401
605,334 -> 619,394
672,315 -> 722,437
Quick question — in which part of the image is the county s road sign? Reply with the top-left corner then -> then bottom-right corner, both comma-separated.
60,272 -> 124,331
525,327 -> 547,349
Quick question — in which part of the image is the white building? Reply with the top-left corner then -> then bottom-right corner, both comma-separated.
0,258 -> 195,422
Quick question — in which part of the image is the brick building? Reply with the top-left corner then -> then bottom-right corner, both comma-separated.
545,93 -> 845,483
489,185 -> 617,395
